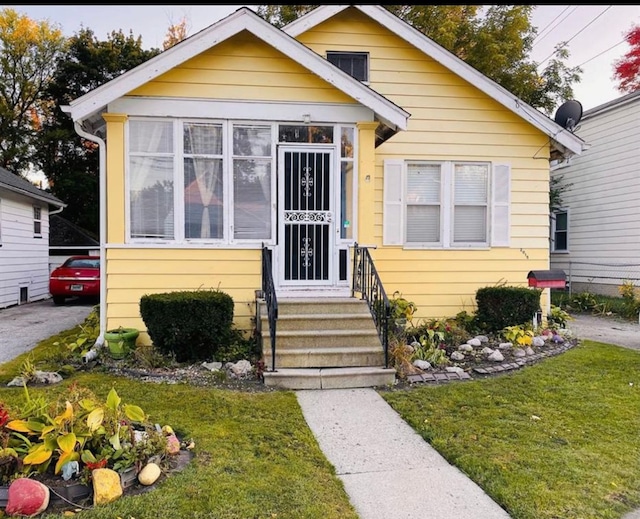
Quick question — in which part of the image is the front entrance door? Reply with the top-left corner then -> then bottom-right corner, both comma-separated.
278,146 -> 335,287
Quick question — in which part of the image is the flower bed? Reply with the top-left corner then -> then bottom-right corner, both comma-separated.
0,383 -> 194,515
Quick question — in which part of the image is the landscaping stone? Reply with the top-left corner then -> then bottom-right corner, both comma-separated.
92,468 -> 122,506
450,351 -> 465,361
138,463 -> 161,486
487,350 -> 504,362
6,478 -> 50,517
6,371 -> 63,387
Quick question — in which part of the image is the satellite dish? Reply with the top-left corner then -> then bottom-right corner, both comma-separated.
554,100 -> 583,131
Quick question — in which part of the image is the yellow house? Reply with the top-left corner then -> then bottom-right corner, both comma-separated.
63,6 -> 586,388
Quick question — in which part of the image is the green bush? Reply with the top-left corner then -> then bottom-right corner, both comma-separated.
475,285 -> 541,333
139,289 -> 235,363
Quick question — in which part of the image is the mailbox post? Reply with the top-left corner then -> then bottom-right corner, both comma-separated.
527,270 -> 566,327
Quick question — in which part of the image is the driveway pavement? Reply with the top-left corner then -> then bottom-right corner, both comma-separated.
568,312 -> 640,351
0,298 -> 94,364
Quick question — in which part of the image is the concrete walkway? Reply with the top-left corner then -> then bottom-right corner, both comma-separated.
296,388 -> 511,519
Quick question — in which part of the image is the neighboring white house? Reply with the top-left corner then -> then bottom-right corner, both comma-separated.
0,166 -> 66,308
550,91 -> 640,296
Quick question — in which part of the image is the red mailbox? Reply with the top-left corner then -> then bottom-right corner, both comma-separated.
527,270 -> 566,289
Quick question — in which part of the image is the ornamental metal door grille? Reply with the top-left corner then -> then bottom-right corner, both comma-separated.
281,149 -> 333,284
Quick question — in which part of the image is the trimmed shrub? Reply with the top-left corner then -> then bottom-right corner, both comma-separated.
139,289 -> 234,363
475,286 -> 541,333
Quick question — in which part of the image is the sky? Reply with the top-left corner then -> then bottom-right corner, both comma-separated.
5,4 -> 640,113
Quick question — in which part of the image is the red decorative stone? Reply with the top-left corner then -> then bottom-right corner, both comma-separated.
6,478 -> 50,517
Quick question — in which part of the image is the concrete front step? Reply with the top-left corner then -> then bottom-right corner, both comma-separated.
263,346 -> 385,368
264,313 -> 378,332
262,329 -> 381,349
263,367 -> 397,390
259,297 -> 372,316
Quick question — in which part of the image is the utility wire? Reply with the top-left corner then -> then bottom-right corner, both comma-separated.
538,6 -> 613,66
533,6 -> 576,46
577,38 -> 626,67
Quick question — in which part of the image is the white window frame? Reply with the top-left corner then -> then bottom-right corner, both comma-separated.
384,160 -> 510,250
33,206 -> 42,238
551,208 -> 569,253
126,118 -> 277,246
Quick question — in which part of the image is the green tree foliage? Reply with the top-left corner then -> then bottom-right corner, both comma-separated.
33,29 -> 160,235
256,5 -> 581,114
0,8 -> 65,173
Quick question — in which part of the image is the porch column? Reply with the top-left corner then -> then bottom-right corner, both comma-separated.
102,113 -> 128,244
356,121 -> 379,245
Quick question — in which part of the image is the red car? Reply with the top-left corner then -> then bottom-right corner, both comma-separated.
49,255 -> 100,305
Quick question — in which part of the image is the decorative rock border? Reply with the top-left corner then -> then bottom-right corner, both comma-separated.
405,340 -> 577,385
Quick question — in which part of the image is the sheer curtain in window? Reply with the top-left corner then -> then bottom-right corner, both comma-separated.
184,123 -> 223,239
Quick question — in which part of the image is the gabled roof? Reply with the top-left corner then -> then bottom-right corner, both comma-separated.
284,5 -> 587,158
582,90 -> 640,120
62,6 -> 409,140
0,166 -> 65,208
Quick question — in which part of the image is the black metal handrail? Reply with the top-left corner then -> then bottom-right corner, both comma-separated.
261,244 -> 278,372
351,242 -> 390,367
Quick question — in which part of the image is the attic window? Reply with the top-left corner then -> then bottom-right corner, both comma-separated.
327,51 -> 369,82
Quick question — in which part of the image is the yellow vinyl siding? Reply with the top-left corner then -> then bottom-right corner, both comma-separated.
105,247 -> 260,344
298,7 -> 552,320
129,31 -> 354,105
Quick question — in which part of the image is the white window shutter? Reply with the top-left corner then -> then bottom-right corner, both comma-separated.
383,159 -> 404,245
491,163 -> 511,247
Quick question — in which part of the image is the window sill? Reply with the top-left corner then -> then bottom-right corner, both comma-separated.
403,245 -> 491,251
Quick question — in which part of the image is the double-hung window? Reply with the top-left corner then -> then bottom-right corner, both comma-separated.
128,118 -> 274,244
33,206 -> 42,237
551,209 -> 568,252
384,160 -> 510,248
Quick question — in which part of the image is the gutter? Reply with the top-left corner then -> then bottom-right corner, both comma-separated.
72,120 -> 107,348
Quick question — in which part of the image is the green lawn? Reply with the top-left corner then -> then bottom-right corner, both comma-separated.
0,330 -> 359,519
4,327 -> 640,519
380,340 -> 640,519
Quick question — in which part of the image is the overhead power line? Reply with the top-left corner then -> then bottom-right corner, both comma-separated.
577,38 -> 626,67
533,6 -> 577,47
538,6 -> 613,66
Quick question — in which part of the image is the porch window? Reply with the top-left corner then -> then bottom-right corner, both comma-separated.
184,122 -> 224,239
33,206 -> 42,237
552,209 -> 568,252
340,126 -> 355,240
128,118 -> 274,244
383,160 -> 510,249
129,120 -> 174,240
327,51 -> 369,82
232,125 -> 272,240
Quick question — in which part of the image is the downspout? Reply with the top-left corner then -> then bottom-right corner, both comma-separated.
74,121 -> 107,349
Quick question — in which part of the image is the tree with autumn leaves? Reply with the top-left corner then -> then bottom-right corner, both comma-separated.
0,5 -> 601,235
613,25 -> 640,95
